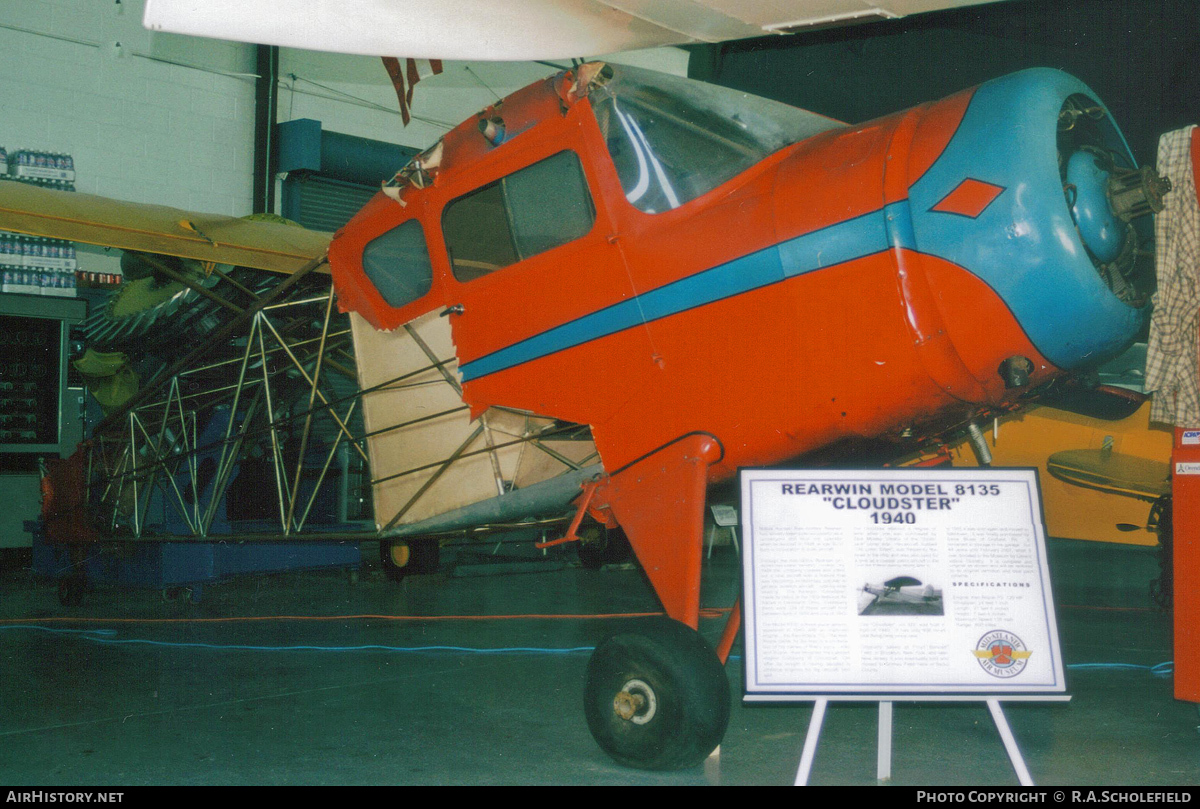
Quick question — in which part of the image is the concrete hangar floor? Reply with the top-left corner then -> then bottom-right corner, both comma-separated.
0,537 -> 1194,786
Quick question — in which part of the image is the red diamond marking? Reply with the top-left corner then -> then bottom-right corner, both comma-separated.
931,179 -> 1005,218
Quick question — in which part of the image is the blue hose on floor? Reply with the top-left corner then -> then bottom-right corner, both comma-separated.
0,625 -> 1175,672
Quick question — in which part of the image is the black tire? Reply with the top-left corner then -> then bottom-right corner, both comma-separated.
576,526 -> 633,571
584,617 -> 730,770
380,538 -> 440,582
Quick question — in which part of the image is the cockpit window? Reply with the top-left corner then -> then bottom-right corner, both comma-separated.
443,150 -> 595,281
362,219 -> 433,308
589,65 -> 842,213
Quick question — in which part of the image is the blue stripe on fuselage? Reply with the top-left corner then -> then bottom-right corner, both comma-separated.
458,203 -> 909,383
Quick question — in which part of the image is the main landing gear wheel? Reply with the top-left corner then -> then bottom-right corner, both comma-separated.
379,538 -> 440,582
584,617 -> 730,770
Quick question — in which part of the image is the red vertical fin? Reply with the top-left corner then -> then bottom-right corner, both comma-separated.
592,434 -> 722,629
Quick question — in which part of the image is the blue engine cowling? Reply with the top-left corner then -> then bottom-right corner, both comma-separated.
907,68 -> 1156,373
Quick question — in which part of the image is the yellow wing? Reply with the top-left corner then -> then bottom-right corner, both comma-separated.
0,181 -> 330,275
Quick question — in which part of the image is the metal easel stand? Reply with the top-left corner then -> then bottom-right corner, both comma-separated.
793,694 -> 1072,786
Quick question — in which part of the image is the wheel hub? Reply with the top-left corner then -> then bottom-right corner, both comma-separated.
389,542 -> 411,568
613,678 -> 657,725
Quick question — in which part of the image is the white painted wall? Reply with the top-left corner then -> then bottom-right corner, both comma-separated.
0,0 -> 256,216
0,1 -> 689,219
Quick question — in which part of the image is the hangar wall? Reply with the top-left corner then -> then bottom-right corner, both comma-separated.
0,0 -> 256,215
695,0 -> 1199,170
0,0 -> 692,225
276,52 -> 560,153
274,48 -> 689,161
270,47 -> 689,216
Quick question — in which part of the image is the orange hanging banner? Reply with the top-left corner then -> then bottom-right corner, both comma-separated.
381,57 -> 444,126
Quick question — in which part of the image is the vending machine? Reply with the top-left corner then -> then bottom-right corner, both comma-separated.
0,293 -> 86,549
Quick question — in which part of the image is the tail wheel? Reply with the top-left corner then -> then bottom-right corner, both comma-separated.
577,525 -> 633,570
379,538 -> 440,582
584,617 -> 730,770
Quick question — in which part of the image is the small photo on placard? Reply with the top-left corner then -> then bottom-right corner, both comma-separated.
856,574 -> 944,616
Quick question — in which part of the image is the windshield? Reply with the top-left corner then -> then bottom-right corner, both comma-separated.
589,65 -> 842,214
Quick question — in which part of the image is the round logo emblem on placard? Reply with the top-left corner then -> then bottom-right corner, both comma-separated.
973,630 -> 1031,678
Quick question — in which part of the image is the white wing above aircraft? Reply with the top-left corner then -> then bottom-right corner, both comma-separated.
143,0 -> 1006,60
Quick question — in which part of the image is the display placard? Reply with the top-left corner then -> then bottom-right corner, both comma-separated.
740,468 -> 1064,699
